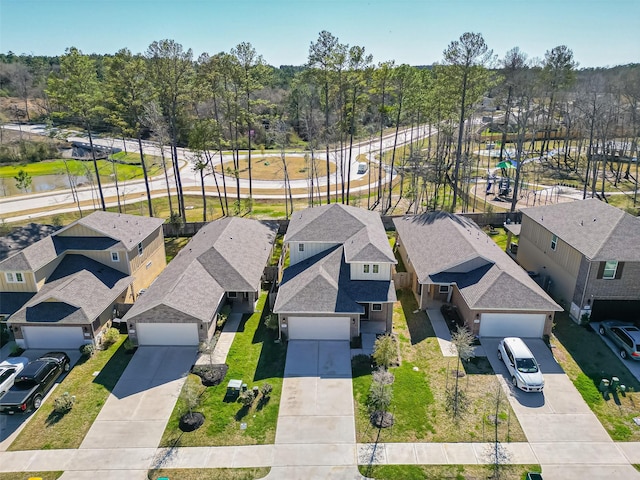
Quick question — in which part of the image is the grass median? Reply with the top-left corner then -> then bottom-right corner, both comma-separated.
9,335 -> 133,451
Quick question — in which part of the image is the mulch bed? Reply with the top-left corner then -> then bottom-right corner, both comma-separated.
191,364 -> 228,386
179,412 -> 205,432
370,411 -> 394,428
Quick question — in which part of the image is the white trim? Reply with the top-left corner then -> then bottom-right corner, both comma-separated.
111,251 -> 120,262
5,272 -> 25,283
603,260 -> 618,279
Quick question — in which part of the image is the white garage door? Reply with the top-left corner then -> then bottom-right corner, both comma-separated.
479,313 -> 546,338
136,323 -> 199,346
287,316 -> 350,341
22,326 -> 85,349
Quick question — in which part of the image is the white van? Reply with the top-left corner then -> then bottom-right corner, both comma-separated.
497,337 -> 544,392
357,162 -> 368,174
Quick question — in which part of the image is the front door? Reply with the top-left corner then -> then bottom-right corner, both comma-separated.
362,303 -> 370,320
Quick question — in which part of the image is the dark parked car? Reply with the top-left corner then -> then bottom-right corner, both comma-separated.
0,352 -> 70,414
598,321 -> 640,361
440,304 -> 464,329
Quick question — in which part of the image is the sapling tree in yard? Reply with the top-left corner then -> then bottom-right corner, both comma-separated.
448,326 -> 475,419
372,333 -> 397,369
485,381 -> 511,479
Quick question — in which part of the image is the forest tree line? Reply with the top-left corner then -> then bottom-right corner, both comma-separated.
0,31 -> 638,219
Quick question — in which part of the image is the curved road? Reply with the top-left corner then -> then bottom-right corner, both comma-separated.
0,124 -> 433,222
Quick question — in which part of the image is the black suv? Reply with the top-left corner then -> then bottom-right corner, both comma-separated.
0,352 -> 70,414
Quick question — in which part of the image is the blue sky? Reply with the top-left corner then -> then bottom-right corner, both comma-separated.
1,0 -> 638,68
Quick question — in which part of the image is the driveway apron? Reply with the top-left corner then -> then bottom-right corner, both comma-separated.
270,340 -> 361,479
482,338 -> 639,479
79,346 -> 196,450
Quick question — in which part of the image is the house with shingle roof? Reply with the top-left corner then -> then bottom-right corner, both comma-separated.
516,199 -> 640,322
123,217 -> 278,346
274,204 -> 397,341
1,211 -> 166,349
394,212 -> 561,338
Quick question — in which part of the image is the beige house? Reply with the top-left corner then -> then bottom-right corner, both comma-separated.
394,212 -> 561,338
517,199 -> 640,322
1,211 -> 166,349
274,204 -> 397,341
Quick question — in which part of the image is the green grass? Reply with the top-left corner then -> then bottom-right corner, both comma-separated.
552,313 -> 640,441
0,156 -> 165,183
0,473 -> 63,480
359,464 -> 542,480
9,335 -> 133,450
160,293 -> 287,447
354,289 -> 526,444
148,468 -> 269,480
165,236 -> 190,263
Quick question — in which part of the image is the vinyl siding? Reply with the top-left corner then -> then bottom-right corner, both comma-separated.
350,262 -> 392,281
288,241 -> 338,266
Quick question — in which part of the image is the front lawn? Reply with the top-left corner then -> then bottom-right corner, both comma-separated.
0,473 -> 63,480
552,313 -> 640,441
359,464 -> 541,480
149,468 -> 269,480
160,293 -> 287,447
9,335 -> 133,450
353,290 -> 526,444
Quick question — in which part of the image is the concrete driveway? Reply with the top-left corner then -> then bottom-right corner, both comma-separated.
482,337 -> 638,479
271,340 -> 358,477
80,346 -> 196,450
591,322 -> 640,383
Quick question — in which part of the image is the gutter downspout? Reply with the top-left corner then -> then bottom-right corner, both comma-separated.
579,258 -> 592,316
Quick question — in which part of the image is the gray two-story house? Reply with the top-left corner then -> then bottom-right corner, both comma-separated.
516,199 -> 640,322
274,204 -> 397,341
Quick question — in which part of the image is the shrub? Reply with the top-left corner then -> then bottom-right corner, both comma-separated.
238,390 -> 255,407
101,328 -> 120,348
260,383 -> 273,397
368,380 -> 393,414
264,313 -> 278,331
53,392 -> 76,414
80,343 -> 95,357
123,338 -> 136,352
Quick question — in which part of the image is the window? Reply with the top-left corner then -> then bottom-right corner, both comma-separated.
5,272 -> 25,283
373,264 -> 379,274
439,284 -> 449,294
111,251 -> 120,262
137,242 -> 143,256
603,261 -> 618,279
228,292 -> 237,298
372,303 -> 382,311
363,264 -> 370,274
298,243 -> 305,252
550,234 -> 558,251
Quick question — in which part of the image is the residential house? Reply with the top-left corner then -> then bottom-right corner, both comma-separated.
123,217 -> 277,346
516,199 -> 640,322
1,211 -> 166,349
274,204 -> 397,341
394,212 -> 561,338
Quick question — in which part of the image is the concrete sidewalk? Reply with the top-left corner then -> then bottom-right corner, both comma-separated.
3,441 -> 639,478
195,312 -> 243,366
